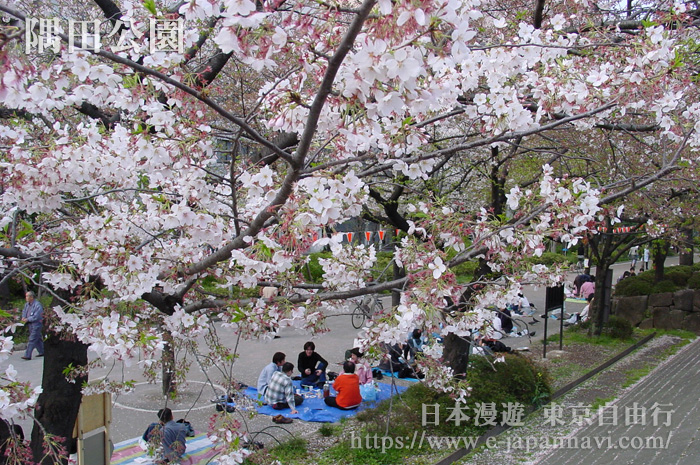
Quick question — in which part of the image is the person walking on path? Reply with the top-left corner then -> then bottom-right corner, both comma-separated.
629,245 -> 639,267
643,246 -> 650,270
21,291 -> 44,360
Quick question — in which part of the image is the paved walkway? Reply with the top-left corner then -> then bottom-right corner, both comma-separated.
535,337 -> 700,465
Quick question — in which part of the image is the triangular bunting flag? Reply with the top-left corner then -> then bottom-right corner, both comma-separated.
346,232 -> 353,242
379,231 -> 385,241
365,231 -> 372,242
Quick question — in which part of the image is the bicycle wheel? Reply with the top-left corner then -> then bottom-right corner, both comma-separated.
352,305 -> 367,329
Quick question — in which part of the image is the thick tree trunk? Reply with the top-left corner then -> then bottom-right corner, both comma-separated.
590,259 -> 613,336
442,333 -> 470,379
588,229 -> 616,337
490,162 -> 506,217
653,241 -> 670,283
30,333 -> 88,464
162,331 -> 176,396
388,227 -> 405,308
678,227 -> 694,266
442,262 -> 488,377
391,260 -> 403,309
0,278 -> 10,308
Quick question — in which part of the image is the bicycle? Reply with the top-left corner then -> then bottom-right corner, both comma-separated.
351,295 -> 383,329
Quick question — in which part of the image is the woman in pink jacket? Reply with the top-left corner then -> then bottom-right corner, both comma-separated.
349,348 -> 373,385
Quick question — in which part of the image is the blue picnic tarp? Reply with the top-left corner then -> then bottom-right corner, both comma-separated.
244,380 -> 407,423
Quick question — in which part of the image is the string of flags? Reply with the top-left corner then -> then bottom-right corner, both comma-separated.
311,230 -> 399,244
596,225 -> 667,234
318,224 -> 668,243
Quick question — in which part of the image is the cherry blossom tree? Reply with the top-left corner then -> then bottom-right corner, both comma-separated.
1,0 -> 700,462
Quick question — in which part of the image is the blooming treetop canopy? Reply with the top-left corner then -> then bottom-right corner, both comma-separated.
0,0 -> 699,459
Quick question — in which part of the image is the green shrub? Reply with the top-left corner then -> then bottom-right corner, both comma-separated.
664,269 -> 692,286
604,315 -> 634,339
528,252 -> 569,266
669,265 -> 694,276
467,353 -> 552,410
452,260 -> 478,283
356,357 -> 551,440
634,270 -> 654,283
373,252 -> 393,282
651,280 -> 679,294
303,251 -> 396,284
688,272 -> 700,290
302,252 -> 332,283
614,276 -> 652,296
318,424 -> 336,437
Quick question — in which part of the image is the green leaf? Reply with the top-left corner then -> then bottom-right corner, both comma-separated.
230,305 -> 245,323
142,0 -> 157,15
258,242 -> 272,259
16,220 -> 34,240
62,363 -> 75,377
138,173 -> 150,189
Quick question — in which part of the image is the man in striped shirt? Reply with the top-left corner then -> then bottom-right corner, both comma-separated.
264,362 -> 304,414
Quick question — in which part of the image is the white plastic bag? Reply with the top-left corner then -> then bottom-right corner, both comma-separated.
360,383 -> 377,401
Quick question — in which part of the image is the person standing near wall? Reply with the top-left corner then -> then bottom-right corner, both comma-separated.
643,246 -> 650,271
21,291 -> 44,361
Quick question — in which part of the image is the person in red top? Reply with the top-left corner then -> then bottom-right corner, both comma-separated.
324,361 -> 362,410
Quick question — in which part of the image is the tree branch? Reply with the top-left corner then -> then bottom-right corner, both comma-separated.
533,0 -> 545,29
600,131 -> 693,205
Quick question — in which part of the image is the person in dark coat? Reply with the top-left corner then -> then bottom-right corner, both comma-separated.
498,307 -> 514,334
297,341 -> 328,388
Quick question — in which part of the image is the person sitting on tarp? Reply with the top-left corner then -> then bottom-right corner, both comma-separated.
473,335 -> 511,354
324,361 -> 362,410
565,294 -> 593,325
516,293 -> 538,324
404,328 -> 425,363
498,308 -> 514,334
573,274 -> 593,297
265,362 -> 303,414
377,342 -> 407,373
298,341 -> 328,388
349,348 -> 373,385
143,408 -> 190,464
257,352 -> 286,399
377,342 -> 424,379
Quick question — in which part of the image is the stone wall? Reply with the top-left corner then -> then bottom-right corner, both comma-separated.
612,289 -> 700,334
